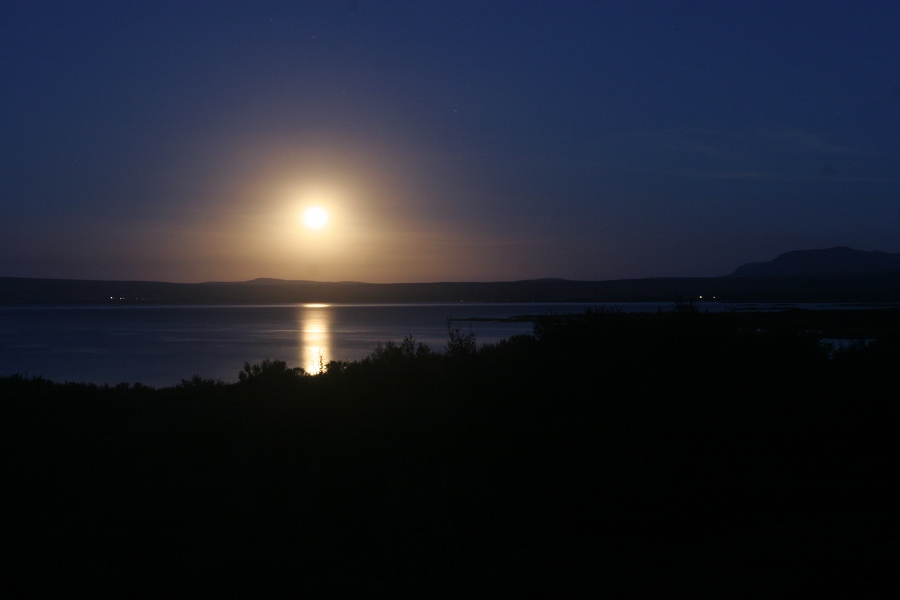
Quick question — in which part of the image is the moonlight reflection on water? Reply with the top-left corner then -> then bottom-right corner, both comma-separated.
1,301 -> 873,386
0,303 -> 573,386
298,304 -> 332,374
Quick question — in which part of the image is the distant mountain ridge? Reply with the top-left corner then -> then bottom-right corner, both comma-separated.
5,269 -> 900,304
6,247 -> 900,304
731,247 -> 900,277
203,278 -> 368,286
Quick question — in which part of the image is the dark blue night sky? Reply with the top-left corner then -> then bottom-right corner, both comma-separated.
2,1 -> 898,282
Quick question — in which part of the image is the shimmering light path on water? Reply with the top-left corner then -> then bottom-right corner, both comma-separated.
0,303 -> 597,386
1,301 -> 880,387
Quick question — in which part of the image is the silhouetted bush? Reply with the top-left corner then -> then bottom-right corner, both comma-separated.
2,307 -> 899,595
444,319 -> 477,358
367,335 -> 433,364
237,358 -> 305,383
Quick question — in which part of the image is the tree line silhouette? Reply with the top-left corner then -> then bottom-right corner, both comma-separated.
2,307 -> 898,594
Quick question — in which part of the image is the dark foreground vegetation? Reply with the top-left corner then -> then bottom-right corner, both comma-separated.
2,308 -> 899,594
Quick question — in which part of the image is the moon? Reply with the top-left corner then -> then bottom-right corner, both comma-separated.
302,206 -> 329,230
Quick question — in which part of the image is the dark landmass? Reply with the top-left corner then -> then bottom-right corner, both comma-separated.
464,306 -> 900,340
5,269 -> 900,304
5,247 -> 900,304
732,246 -> 900,277
3,308 -> 898,594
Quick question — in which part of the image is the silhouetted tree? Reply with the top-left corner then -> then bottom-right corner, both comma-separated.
445,319 -> 477,358
237,359 -> 306,384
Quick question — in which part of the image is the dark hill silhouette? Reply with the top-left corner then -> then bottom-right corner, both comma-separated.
732,246 -> 900,277
5,271 -> 900,304
7,246 -> 900,304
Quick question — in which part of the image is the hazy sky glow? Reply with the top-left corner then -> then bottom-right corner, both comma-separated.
2,1 -> 899,282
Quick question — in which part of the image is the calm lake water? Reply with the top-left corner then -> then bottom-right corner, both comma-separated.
0,301 -> 878,387
0,302 -> 602,386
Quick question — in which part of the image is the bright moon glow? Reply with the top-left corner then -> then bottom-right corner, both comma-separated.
302,206 -> 329,229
